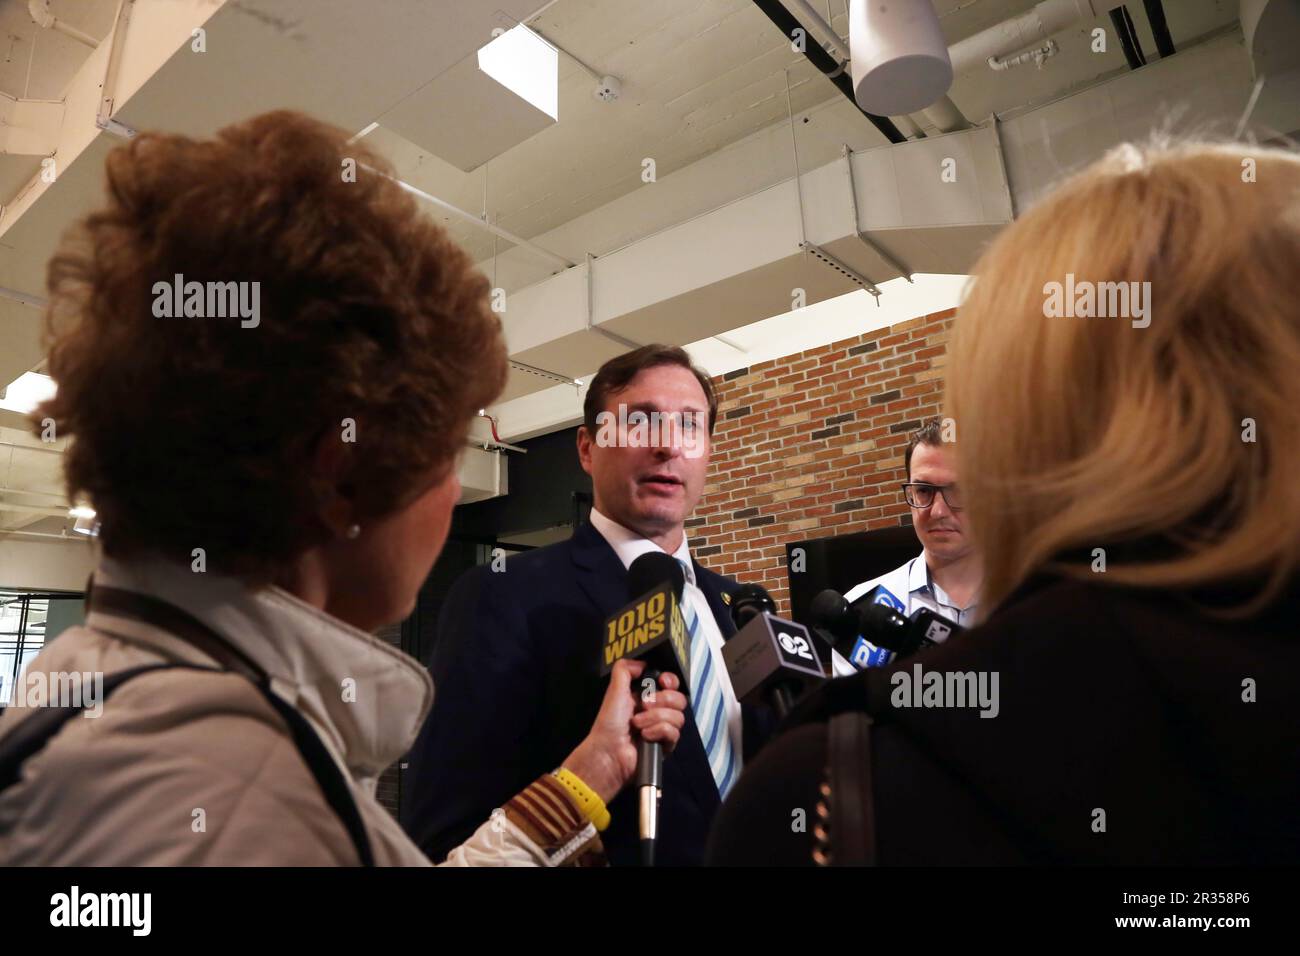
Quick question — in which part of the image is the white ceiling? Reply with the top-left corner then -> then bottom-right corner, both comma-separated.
0,414 -> 74,536
0,0 -> 115,99
0,0 -> 116,199
1,0 -> 1241,304
367,0 -> 1239,266
0,0 -> 1255,534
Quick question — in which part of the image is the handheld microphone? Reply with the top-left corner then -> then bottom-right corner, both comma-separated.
603,552 -> 690,679
904,605 -> 962,648
849,585 -> 906,667
600,552 -> 689,867
731,583 -> 776,626
809,589 -> 857,652
778,598 -> 967,733
858,592 -> 963,660
809,586 -> 899,667
804,589 -> 857,677
810,585 -> 959,667
722,585 -> 825,719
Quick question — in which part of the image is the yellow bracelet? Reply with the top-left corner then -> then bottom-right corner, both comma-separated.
552,767 -> 612,832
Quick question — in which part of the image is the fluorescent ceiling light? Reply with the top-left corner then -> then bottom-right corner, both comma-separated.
0,372 -> 56,414
69,506 -> 96,519
477,24 -> 558,121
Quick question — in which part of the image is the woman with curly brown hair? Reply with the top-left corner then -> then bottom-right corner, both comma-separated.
0,111 -> 686,866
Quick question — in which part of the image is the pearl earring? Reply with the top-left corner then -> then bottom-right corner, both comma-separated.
345,524 -> 361,539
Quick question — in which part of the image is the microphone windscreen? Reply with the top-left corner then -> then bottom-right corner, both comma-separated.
809,589 -> 853,639
859,602 -> 909,651
731,582 -> 776,627
627,551 -> 685,601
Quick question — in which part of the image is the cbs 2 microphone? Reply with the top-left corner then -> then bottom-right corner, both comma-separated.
734,581 -> 835,675
722,589 -> 826,719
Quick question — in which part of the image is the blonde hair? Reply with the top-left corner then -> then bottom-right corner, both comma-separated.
946,140 -> 1300,617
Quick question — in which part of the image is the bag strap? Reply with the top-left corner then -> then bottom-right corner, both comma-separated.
0,664 -> 187,792
89,585 -> 266,682
255,689 -> 376,867
813,711 -> 877,866
3,583 -> 377,867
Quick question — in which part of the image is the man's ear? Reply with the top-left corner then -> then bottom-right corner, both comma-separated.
576,425 -> 594,476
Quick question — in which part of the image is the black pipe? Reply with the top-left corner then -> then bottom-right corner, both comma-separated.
1122,6 -> 1148,65
749,0 -> 906,144
1109,6 -> 1147,70
1142,0 -> 1176,59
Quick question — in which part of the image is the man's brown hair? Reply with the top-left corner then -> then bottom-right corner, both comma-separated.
905,417 -> 947,480
37,110 -> 507,582
581,344 -> 718,436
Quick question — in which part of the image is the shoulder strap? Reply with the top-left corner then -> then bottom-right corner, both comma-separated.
0,664 -> 186,793
824,711 -> 877,866
254,688 -> 376,867
10,584 -> 376,867
89,585 -> 265,682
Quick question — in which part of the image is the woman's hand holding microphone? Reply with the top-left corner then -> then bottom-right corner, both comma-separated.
561,658 -> 688,804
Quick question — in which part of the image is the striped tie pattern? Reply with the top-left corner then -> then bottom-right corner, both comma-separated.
677,560 -> 738,797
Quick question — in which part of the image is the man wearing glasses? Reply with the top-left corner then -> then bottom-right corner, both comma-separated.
843,418 -> 983,665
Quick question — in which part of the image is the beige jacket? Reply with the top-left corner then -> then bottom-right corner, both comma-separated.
0,556 -> 604,866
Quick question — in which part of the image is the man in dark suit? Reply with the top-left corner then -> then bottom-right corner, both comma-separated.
402,344 -> 777,866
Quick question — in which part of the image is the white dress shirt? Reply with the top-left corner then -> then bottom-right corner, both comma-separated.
588,508 -> 744,773
832,550 -> 979,672
845,550 -> 980,627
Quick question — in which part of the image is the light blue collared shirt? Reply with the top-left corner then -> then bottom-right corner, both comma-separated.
827,551 -> 978,673
845,551 -> 980,629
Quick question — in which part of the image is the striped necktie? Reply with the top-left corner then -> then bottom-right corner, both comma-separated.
676,559 -> 738,798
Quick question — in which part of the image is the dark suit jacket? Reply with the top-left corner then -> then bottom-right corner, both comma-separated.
402,521 -> 779,866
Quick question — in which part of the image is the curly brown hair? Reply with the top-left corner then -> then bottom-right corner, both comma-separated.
37,110 -> 507,582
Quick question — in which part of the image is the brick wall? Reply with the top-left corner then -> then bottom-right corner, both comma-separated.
691,307 -> 956,614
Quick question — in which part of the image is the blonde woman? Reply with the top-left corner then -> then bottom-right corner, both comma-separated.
709,140 -> 1300,865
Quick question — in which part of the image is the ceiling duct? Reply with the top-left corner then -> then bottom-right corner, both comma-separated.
490,30 -> 1296,408
459,445 -> 509,504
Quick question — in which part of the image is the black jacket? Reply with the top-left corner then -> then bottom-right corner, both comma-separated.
402,521 -> 778,866
707,575 -> 1300,865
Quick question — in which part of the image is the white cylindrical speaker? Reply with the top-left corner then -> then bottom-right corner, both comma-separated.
849,0 -> 953,116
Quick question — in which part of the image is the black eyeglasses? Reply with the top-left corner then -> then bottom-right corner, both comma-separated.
901,482 -> 963,510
